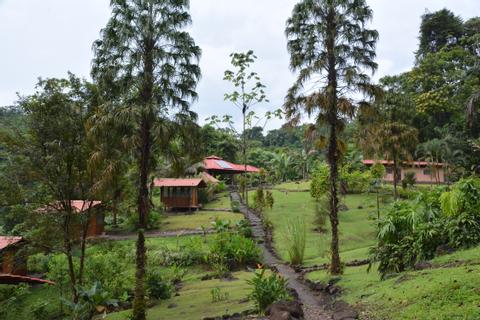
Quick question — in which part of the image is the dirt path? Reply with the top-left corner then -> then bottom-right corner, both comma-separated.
231,192 -> 334,320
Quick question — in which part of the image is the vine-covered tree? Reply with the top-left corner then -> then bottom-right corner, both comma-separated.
285,0 -> 378,274
91,1 -> 201,318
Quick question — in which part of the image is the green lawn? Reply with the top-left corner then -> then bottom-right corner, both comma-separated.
251,189 -> 381,266
306,246 -> 480,320
107,270 -> 256,320
203,192 -> 231,209
274,180 -> 311,191
161,211 -> 244,231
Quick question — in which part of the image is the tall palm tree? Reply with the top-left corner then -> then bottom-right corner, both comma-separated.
91,1 -> 200,319
285,0 -> 378,274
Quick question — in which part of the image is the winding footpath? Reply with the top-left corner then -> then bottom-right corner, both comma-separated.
231,192 -> 334,320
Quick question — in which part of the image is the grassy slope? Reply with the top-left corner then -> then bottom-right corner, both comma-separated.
251,189 -> 379,266
307,246 -> 480,320
203,192 -> 231,209
161,211 -> 243,231
107,270 -> 255,320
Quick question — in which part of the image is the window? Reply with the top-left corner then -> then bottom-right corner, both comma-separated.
423,168 -> 432,175
386,167 -> 393,174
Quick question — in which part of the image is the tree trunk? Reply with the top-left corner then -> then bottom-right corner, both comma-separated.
132,229 -> 147,320
326,4 -> 341,275
63,215 -> 78,303
393,156 -> 398,200
78,216 -> 90,286
133,31 -> 154,320
243,104 -> 248,208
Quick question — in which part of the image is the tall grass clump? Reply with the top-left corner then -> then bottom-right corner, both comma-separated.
285,217 -> 306,265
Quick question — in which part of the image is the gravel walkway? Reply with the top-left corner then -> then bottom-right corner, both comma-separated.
231,192 -> 333,320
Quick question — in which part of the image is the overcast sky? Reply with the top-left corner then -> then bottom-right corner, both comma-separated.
0,0 -> 478,130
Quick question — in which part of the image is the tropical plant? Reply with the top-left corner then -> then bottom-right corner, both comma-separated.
247,269 -> 290,313
285,217 -> 306,265
285,0 -> 379,274
91,1 -> 201,318
146,270 -> 173,300
265,191 -> 274,210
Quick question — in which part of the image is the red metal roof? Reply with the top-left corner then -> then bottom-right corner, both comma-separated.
203,156 -> 260,173
0,236 -> 23,251
153,178 -> 205,187
0,273 -> 55,285
362,160 -> 444,167
38,200 -> 102,214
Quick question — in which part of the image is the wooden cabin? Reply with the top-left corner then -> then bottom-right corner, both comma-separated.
154,178 -> 206,210
41,200 -> 105,237
0,236 -> 26,276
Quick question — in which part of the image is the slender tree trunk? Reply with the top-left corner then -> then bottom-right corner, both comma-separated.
78,216 -> 90,286
326,5 -> 341,275
393,156 -> 398,200
133,32 -> 154,320
243,104 -> 248,208
63,215 -> 78,303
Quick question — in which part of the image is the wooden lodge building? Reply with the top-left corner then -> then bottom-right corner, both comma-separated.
202,155 -> 260,176
41,200 -> 105,237
0,236 -> 26,276
154,178 -> 207,210
363,160 -> 446,184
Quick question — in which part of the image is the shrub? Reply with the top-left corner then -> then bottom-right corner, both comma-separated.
310,163 -> 329,199
253,187 -> 266,212
62,282 -> 118,320
211,287 -> 229,302
152,239 -> 206,268
231,200 -> 241,213
211,218 -> 231,233
402,171 -> 416,188
284,217 -> 306,266
369,201 -> 444,278
146,270 -> 173,300
235,219 -> 253,238
124,209 -> 161,231
247,269 -> 290,313
215,181 -> 227,193
265,191 -> 274,209
209,233 -> 261,270
314,197 -> 329,233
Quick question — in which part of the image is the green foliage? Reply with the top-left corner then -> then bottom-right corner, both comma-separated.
211,218 -> 231,233
209,233 -> 261,270
62,282 -> 118,320
253,187 -> 266,212
340,166 -> 372,194
402,172 -> 416,189
210,287 -> 229,303
247,269 -> 290,313
235,219 -> 253,238
265,190 -> 274,210
370,162 -> 386,180
124,209 -> 161,231
310,163 -> 330,199
372,178 -> 480,278
311,163 -> 372,197
230,200 -> 241,213
314,198 -> 329,233
285,217 -> 306,266
151,238 -> 206,268
146,270 -> 172,300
